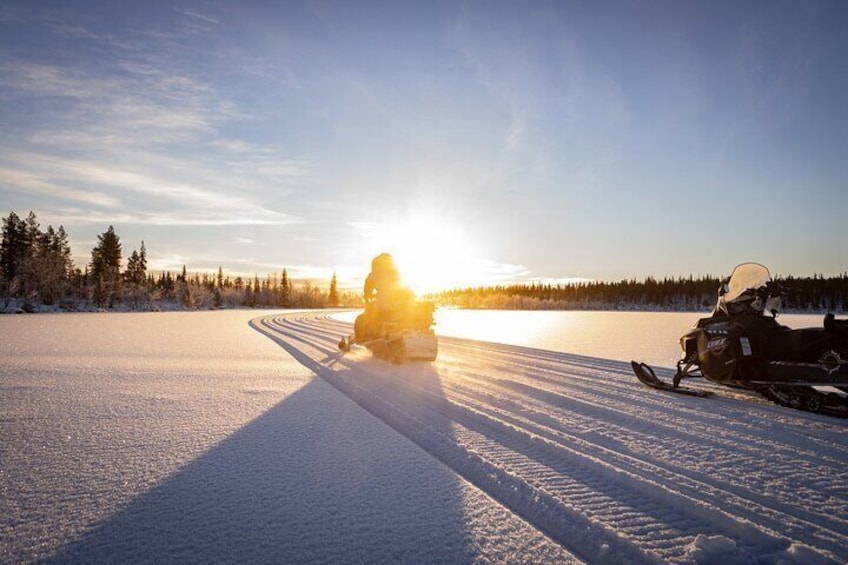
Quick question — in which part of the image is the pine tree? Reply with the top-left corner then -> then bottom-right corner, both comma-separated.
56,226 -> 73,276
244,276 -> 254,307
328,272 -> 339,307
125,251 -> 142,284
139,241 -> 147,277
90,226 -> 122,308
19,212 -> 41,304
123,241 -> 148,309
0,212 -> 27,302
125,250 -> 141,308
34,224 -> 74,305
280,268 -> 290,308
212,266 -> 224,308
0,212 -> 74,307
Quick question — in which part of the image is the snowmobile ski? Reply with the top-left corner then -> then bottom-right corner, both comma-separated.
631,361 -> 713,397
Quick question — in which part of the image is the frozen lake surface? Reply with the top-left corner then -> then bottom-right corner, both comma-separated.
2,309 -> 846,564
337,309 -> 825,368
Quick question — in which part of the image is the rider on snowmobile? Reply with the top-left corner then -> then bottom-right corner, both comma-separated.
363,253 -> 413,307
355,253 -> 416,343
340,252 -> 437,361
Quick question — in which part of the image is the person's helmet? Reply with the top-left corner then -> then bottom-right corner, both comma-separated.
371,252 -> 396,273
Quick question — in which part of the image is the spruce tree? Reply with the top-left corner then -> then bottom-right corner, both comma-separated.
329,272 -> 339,307
35,224 -> 74,305
0,212 -> 26,300
19,212 -> 41,303
55,226 -> 73,276
138,241 -> 147,277
123,241 -> 148,309
125,251 -> 142,284
280,268 -> 290,308
90,226 -> 122,307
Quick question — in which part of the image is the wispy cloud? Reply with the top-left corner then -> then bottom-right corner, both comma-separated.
172,6 -> 220,35
0,167 -> 121,208
42,207 -> 296,228
0,15 -> 311,231
0,57 -> 225,144
208,139 -> 311,181
173,7 -> 220,26
0,148 -> 300,224
452,5 -> 625,192
472,259 -> 532,285
346,221 -> 379,237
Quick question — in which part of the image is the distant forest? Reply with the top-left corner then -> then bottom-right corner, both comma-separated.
3,210 -> 846,314
432,274 -> 848,313
1,211 -> 360,312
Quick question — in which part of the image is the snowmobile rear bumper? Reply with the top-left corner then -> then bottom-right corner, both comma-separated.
338,329 -> 437,363
393,329 -> 438,361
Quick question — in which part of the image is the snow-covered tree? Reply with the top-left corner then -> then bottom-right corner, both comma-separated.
124,241 -> 148,309
0,212 -> 27,304
280,268 -> 290,307
329,273 -> 339,307
33,225 -> 74,305
1,212 -> 74,308
90,226 -> 122,308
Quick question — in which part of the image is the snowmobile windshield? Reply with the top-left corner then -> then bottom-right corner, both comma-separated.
724,263 -> 771,303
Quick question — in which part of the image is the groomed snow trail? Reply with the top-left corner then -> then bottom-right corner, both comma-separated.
253,312 -> 848,565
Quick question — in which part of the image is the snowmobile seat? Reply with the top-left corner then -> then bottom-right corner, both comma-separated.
824,313 -> 848,335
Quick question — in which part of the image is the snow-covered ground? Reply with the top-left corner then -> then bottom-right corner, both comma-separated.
1,311 -> 574,564
3,310 -> 848,564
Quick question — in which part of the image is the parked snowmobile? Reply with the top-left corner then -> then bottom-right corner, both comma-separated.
632,263 -> 848,416
338,253 -> 438,363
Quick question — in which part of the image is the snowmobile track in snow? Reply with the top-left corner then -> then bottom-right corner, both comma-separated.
252,312 -> 848,564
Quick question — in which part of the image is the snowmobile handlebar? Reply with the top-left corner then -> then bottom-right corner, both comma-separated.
757,280 -> 786,299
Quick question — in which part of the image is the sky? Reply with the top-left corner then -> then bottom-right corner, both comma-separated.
1,1 -> 846,292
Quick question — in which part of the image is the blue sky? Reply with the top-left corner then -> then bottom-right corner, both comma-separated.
1,1 -> 846,291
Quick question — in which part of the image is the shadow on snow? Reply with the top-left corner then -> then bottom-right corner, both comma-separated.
48,346 -> 477,564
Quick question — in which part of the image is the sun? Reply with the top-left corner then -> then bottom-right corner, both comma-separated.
378,214 -> 486,294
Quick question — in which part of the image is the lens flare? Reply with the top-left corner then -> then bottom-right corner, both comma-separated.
376,213 -> 486,294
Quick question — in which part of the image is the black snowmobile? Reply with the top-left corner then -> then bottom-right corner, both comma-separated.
632,263 -> 848,416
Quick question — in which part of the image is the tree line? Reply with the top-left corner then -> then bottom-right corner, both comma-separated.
1,211 -> 357,312
5,210 -> 845,314
432,273 -> 848,313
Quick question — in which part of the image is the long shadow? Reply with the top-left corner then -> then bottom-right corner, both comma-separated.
47,374 -> 479,563
251,315 -> 585,563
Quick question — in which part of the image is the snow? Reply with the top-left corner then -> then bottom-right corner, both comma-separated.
684,534 -> 739,564
1,311 -> 574,564
3,310 -> 848,563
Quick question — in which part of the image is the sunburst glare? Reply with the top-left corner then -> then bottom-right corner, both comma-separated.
366,213 -> 488,294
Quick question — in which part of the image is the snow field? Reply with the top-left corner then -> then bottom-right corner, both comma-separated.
254,312 -> 848,564
0,311 -> 576,564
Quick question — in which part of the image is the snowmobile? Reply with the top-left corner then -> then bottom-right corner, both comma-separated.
631,262 -> 848,416
338,299 -> 438,363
